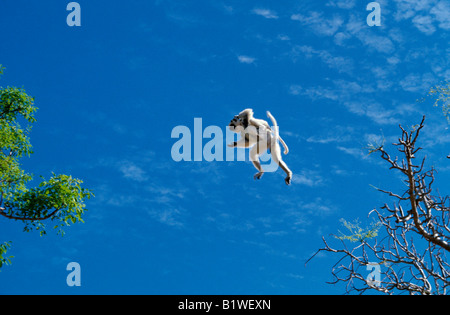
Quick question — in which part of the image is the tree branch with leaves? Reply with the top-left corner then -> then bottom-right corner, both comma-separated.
0,65 -> 93,268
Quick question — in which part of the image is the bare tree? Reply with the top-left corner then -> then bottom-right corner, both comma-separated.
309,116 -> 450,295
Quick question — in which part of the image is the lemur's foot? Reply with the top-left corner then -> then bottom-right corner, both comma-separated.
254,172 -> 264,180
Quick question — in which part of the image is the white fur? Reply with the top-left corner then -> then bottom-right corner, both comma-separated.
228,109 -> 292,185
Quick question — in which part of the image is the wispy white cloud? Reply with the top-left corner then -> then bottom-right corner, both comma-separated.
393,0 -> 436,21
337,146 -> 368,159
399,72 -> 436,92
300,198 -> 335,217
306,135 -> 341,144
412,15 -> 436,34
344,15 -> 395,54
97,154 -> 154,182
333,31 -> 351,46
291,11 -> 344,36
289,84 -> 339,101
282,197 -> 337,233
420,119 -> 450,148
277,34 -> 291,41
217,3 -> 234,15
148,207 -> 185,228
290,45 -> 354,74
290,79 -> 373,102
237,55 -> 256,64
118,162 -> 148,182
430,1 -> 450,30
205,211 -> 256,232
252,8 -> 279,19
289,77 -> 424,125
291,169 -> 326,187
264,230 -> 289,237
326,0 -> 357,9
393,0 -> 450,33
306,125 -> 355,144
344,101 -> 400,125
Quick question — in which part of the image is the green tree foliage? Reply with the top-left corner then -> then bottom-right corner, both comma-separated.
0,241 -> 13,270
429,81 -> 450,121
335,219 -> 380,243
0,65 -> 93,268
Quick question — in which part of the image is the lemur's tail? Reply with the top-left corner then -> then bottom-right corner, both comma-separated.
266,111 -> 289,155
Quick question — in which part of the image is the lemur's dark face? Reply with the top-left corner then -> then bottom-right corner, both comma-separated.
229,115 -> 244,133
229,115 -> 241,126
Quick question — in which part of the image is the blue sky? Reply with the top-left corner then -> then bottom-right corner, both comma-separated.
0,0 -> 449,294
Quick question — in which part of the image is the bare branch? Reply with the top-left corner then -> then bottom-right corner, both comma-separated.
311,116 -> 450,295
